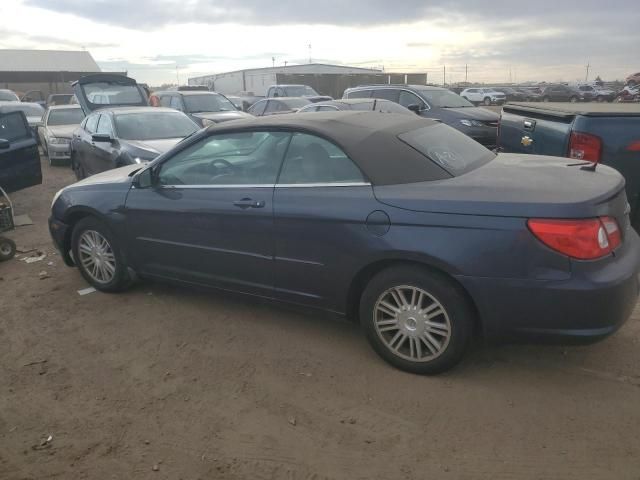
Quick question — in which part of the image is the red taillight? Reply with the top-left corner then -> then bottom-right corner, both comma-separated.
627,141 -> 640,152
528,217 -> 621,260
568,131 -> 602,163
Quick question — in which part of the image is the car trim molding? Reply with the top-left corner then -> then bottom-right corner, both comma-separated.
158,182 -> 372,189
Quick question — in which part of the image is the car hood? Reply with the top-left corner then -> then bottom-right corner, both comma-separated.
123,138 -> 183,154
431,106 -> 499,122
191,111 -> 252,122
374,153 -> 626,218
72,164 -> 140,188
47,124 -> 77,138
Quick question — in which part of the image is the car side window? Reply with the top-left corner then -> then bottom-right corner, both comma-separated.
157,131 -> 291,186
96,115 -> 113,136
317,105 -> 338,111
398,91 -> 425,109
169,96 -> 183,110
0,111 -> 30,142
278,133 -> 365,185
85,114 -> 99,133
249,100 -> 267,116
371,89 -> 400,103
264,100 -> 280,114
346,90 -> 372,99
159,95 -> 172,107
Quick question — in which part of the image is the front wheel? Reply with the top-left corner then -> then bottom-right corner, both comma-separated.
570,96 -> 578,103
360,266 -> 474,374
71,217 -> 132,292
542,96 -> 550,102
483,97 -> 492,106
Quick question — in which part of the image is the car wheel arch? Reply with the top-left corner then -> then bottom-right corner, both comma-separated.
61,208 -> 109,264
345,258 -> 482,336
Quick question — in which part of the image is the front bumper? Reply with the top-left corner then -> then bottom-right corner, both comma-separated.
457,230 -> 640,343
47,142 -> 71,160
48,216 -> 73,266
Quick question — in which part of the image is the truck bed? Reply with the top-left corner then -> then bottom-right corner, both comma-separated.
504,102 -> 640,118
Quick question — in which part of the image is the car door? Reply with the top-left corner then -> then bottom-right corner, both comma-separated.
38,110 -> 49,147
248,100 -> 267,116
79,113 -> 102,176
124,130 -> 292,295
0,111 -> 41,193
90,114 -> 119,174
263,100 -> 281,116
272,132 -> 378,311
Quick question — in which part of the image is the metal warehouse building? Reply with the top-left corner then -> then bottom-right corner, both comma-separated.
188,63 -> 427,99
0,49 -> 102,100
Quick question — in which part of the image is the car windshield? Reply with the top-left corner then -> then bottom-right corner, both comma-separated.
114,112 -> 198,140
183,94 -> 236,113
398,123 -> 495,176
416,89 -> 474,108
47,109 -> 85,126
2,104 -> 44,117
0,91 -> 19,101
82,81 -> 145,105
283,86 -> 318,96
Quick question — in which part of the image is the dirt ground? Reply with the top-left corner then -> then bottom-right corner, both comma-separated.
1,154 -> 640,480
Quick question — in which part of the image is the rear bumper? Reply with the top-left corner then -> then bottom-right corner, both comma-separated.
47,143 -> 71,159
457,230 -> 640,343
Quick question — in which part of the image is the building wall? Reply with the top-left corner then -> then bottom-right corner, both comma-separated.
0,71 -> 102,98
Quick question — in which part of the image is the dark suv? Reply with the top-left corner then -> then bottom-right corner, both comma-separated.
150,91 -> 252,127
343,85 -> 499,148
539,84 -> 586,103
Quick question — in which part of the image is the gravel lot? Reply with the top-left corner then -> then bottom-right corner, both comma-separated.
1,154 -> 640,480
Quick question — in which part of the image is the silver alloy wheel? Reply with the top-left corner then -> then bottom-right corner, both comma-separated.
0,243 -> 12,256
77,230 -> 116,284
373,285 -> 451,362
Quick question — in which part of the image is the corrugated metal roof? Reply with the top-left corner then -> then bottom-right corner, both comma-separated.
189,63 -> 382,82
0,49 -> 101,72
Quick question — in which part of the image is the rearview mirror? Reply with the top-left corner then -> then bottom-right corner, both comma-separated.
92,133 -> 113,143
0,139 -> 9,150
407,104 -> 423,114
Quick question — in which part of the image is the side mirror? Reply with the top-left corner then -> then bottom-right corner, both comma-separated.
0,139 -> 10,150
407,104 -> 423,114
92,133 -> 113,143
135,167 -> 154,189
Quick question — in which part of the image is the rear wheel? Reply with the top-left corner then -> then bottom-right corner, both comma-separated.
71,217 -> 131,292
542,96 -> 550,102
483,97 -> 492,106
570,96 -> 579,103
0,237 -> 16,261
596,95 -> 605,103
360,266 -> 474,374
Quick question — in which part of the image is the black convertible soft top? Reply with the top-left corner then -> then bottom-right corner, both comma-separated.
205,111 -> 451,185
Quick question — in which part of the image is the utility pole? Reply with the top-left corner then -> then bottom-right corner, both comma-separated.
175,64 -> 180,85
465,64 -> 468,83
585,62 -> 590,82
308,44 -> 312,64
443,65 -> 446,87
272,57 -> 275,68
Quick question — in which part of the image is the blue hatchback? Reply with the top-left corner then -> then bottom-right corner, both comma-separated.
49,112 -> 640,374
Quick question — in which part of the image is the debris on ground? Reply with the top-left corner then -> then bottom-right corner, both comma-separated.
288,416 -> 297,426
298,372 -> 312,377
13,214 -> 34,226
152,464 -> 160,471
16,247 -> 37,254
21,252 -> 46,264
78,287 -> 97,296
47,261 -> 54,266
23,359 -> 48,367
38,271 -> 50,280
31,434 -> 53,451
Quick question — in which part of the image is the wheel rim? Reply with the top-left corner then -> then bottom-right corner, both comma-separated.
77,230 -> 116,284
0,243 -> 12,256
373,285 -> 452,363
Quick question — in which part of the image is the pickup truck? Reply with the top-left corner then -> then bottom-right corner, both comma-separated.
498,102 -> 640,229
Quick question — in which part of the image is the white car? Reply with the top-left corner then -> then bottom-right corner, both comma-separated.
38,105 -> 85,165
460,88 -> 506,106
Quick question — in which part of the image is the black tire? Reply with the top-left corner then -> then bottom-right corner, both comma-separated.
483,97 -> 492,106
0,237 -> 16,261
596,95 -> 605,103
569,96 -> 578,103
71,217 -> 132,292
542,96 -> 550,102
360,266 -> 474,374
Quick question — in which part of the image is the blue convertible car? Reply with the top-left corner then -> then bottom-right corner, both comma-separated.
49,112 -> 640,374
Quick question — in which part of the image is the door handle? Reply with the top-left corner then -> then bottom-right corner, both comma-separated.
233,198 -> 265,209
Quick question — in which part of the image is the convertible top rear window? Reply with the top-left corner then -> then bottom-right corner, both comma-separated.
398,123 -> 495,176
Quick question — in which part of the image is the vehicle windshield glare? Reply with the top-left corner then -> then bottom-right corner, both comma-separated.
47,109 -> 85,126
398,123 -> 495,176
2,104 -> 45,117
417,89 -> 474,108
183,94 -> 237,113
114,112 -> 199,141
284,86 -> 318,96
82,82 -> 145,105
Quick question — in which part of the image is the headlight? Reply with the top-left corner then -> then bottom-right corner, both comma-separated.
201,118 -> 216,127
49,137 -> 70,145
51,188 -> 64,208
459,119 -> 485,127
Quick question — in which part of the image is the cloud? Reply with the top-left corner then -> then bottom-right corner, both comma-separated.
0,26 -> 116,49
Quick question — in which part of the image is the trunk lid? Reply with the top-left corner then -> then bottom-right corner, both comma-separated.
72,73 -> 149,115
374,153 -> 628,221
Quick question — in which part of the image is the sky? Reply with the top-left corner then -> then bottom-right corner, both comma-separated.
0,0 -> 638,86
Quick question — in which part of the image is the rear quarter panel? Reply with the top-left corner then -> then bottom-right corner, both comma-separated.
499,109 -> 573,156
